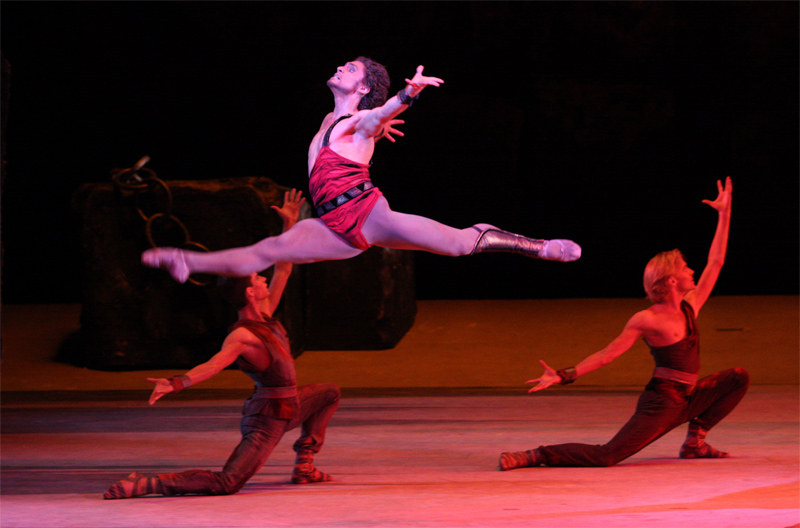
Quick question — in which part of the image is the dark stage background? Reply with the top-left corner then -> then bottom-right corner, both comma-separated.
1,2 -> 797,303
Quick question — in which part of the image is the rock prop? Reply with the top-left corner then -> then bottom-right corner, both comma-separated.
71,175 -> 415,370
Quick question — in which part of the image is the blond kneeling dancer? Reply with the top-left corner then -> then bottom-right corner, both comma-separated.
500,178 -> 749,470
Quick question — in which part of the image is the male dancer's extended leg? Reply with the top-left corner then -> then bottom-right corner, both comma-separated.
500,386 -> 685,470
104,384 -> 343,499
362,197 -> 581,261
142,197 -> 580,283
142,218 -> 363,282
104,414 -> 289,498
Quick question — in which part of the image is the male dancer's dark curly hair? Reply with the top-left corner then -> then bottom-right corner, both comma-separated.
218,275 -> 254,310
355,56 -> 390,110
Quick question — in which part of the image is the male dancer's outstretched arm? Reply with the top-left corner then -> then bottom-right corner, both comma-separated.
355,66 -> 443,138
261,188 -> 305,315
685,176 -> 732,315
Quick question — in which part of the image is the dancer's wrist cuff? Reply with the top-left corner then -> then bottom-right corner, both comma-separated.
557,367 -> 577,385
397,87 -> 418,106
168,375 -> 192,393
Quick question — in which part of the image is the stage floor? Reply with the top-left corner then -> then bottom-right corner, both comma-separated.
1,298 -> 798,527
1,388 -> 798,528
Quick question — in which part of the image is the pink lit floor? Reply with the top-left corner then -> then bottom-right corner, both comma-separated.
2,299 -> 798,527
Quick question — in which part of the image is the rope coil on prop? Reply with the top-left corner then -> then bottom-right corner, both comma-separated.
112,156 -> 212,286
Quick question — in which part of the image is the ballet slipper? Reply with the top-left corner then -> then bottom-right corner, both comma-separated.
540,239 -> 582,262
141,247 -> 190,283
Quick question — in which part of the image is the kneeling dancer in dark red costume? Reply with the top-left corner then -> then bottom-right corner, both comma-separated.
500,177 -> 749,470
105,190 -> 340,499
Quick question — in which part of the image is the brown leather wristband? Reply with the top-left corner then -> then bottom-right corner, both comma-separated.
556,367 -> 577,385
168,375 -> 192,393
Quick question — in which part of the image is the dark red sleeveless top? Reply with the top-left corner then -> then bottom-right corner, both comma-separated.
648,300 -> 701,374
231,316 -> 297,419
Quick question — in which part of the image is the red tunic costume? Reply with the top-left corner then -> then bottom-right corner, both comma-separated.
308,115 -> 383,251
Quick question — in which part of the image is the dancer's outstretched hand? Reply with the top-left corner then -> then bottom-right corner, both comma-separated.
271,188 -> 306,229
405,65 -> 444,93
378,119 -> 405,143
147,377 -> 173,405
701,176 -> 732,215
526,360 -> 561,393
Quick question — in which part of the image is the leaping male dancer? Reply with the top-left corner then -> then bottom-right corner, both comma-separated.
142,57 -> 580,282
500,177 -> 749,470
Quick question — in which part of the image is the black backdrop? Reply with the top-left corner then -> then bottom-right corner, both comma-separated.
2,1 -> 797,303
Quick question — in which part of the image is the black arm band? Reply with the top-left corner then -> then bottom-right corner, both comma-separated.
397,87 -> 419,106
556,367 -> 577,385
168,375 -> 192,393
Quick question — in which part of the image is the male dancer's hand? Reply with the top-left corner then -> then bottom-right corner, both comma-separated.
701,176 -> 732,215
271,188 -> 306,230
405,65 -> 444,96
377,119 -> 405,143
526,360 -> 561,393
146,378 -> 173,405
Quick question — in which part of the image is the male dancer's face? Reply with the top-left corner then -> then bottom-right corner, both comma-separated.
671,259 -> 696,293
327,60 -> 366,94
248,273 -> 270,301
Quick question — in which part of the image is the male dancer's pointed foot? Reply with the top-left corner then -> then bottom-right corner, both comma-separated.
541,239 -> 581,262
471,228 -> 581,262
103,472 -> 159,499
141,247 -> 190,283
499,450 -> 539,471
291,465 -> 333,484
679,442 -> 729,459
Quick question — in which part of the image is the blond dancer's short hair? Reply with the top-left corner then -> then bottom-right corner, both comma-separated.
643,249 -> 684,303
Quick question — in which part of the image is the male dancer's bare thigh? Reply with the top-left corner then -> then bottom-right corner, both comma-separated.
362,197 -> 471,254
262,218 -> 363,263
